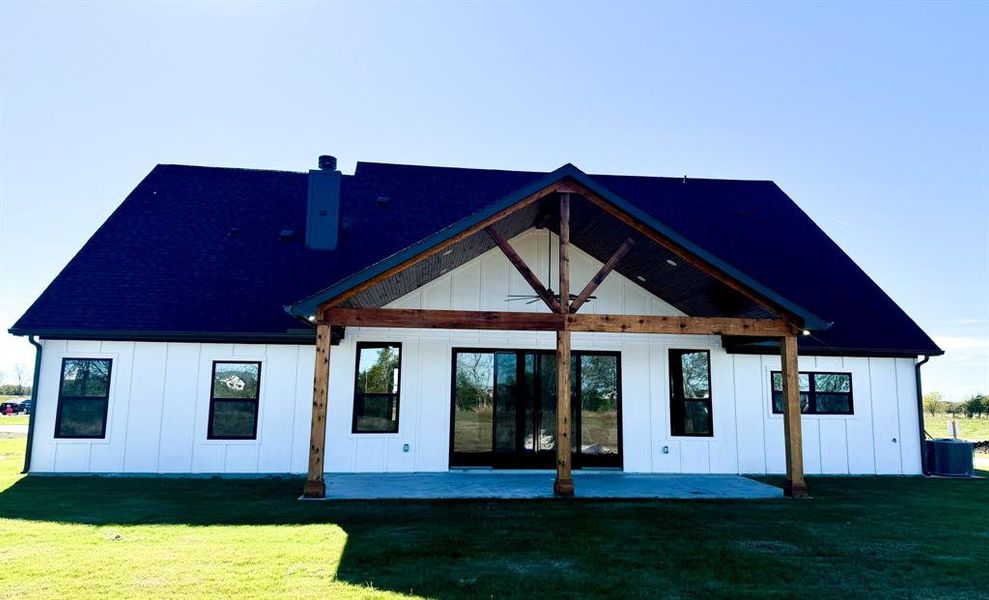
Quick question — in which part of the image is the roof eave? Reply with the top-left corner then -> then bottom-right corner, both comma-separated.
7,327 -> 319,345
724,338 -> 944,358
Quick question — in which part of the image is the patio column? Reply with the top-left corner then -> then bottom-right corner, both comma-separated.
554,193 -> 575,496
303,321 -> 332,498
780,333 -> 807,497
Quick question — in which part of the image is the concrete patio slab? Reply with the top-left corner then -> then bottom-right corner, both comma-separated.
316,470 -> 782,500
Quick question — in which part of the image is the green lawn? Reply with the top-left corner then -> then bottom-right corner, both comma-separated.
0,437 -> 986,599
925,414 -> 989,441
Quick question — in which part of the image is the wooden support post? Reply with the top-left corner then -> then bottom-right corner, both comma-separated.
554,193 -> 575,497
780,334 -> 807,497
303,322 -> 331,498
559,194 -> 570,309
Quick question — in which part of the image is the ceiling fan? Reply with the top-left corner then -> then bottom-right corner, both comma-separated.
505,228 -> 595,305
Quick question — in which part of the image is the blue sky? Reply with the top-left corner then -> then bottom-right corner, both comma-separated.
1,1 -> 986,400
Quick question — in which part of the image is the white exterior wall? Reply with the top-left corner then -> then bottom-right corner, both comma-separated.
28,230 -> 922,476
31,340 -> 317,475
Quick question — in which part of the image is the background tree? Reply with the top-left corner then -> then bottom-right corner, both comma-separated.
358,346 -> 400,393
963,394 -> 986,419
455,353 -> 493,411
13,364 -> 25,396
579,356 -> 618,412
923,391 -> 946,417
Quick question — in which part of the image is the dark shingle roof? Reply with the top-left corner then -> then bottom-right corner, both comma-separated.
9,161 -> 941,356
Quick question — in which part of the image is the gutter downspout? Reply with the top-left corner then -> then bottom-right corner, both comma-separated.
22,336 -> 42,474
915,355 -> 930,476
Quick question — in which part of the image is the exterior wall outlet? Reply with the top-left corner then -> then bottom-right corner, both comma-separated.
403,443 -> 410,452
662,446 -> 669,454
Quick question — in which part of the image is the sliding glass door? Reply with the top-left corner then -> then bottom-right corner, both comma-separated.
451,349 -> 621,469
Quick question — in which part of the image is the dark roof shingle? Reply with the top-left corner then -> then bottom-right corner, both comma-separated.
10,161 -> 941,356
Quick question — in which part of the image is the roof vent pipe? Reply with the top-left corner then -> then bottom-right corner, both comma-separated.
307,155 -> 342,251
318,155 -> 337,171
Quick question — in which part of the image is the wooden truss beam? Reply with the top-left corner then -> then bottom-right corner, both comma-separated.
485,226 -> 560,313
567,314 -> 790,336
569,237 -> 635,313
321,307 -> 562,331
319,176 -> 805,330
323,181 -> 574,308
320,307 -> 789,337
572,184 -> 800,324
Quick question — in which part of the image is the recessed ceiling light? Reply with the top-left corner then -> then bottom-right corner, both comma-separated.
802,329 -> 811,336
636,275 -> 646,282
307,315 -> 316,322
666,259 -> 678,267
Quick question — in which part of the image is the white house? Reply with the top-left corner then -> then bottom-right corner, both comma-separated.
11,156 -> 941,498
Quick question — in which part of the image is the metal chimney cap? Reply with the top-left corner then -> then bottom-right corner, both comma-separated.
318,155 -> 338,171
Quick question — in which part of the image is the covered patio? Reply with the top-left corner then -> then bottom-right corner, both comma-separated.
291,165 -> 828,500
313,471 -> 783,500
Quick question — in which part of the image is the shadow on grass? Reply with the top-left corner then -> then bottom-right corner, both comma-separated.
1,472 -> 987,598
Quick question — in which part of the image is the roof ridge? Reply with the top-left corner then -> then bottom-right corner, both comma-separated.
354,160 -> 548,176
353,160 -> 777,184
155,163 -> 307,176
592,172 -> 777,184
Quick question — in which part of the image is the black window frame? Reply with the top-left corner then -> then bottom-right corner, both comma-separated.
668,349 -> 713,437
207,360 -> 262,440
352,342 -> 403,434
771,370 -> 854,415
448,347 -> 624,469
54,357 -> 113,439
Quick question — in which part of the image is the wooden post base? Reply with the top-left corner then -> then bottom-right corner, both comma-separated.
554,477 -> 575,497
302,478 -> 325,498
784,480 -> 808,498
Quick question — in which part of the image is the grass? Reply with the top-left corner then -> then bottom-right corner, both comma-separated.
0,438 -> 986,599
925,414 -> 989,441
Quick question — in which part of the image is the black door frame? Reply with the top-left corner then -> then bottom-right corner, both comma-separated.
449,347 -> 623,470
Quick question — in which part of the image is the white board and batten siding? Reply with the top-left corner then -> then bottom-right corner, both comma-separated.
28,229 -> 922,476
30,339 -> 317,475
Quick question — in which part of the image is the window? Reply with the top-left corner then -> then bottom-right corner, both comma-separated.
771,371 -> 853,415
450,349 -> 621,468
353,343 -> 401,433
669,349 -> 712,437
208,361 -> 261,439
55,358 -> 112,438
